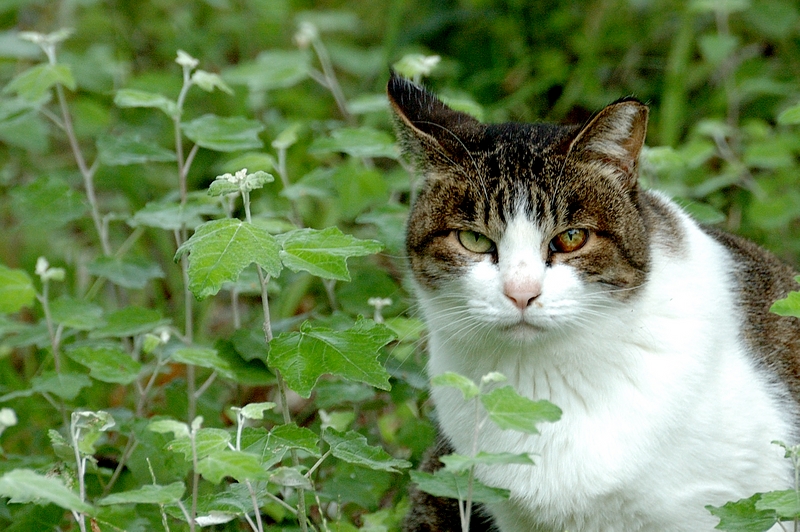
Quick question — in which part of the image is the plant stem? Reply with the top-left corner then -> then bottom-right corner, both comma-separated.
70,424 -> 88,532
310,35 -> 354,126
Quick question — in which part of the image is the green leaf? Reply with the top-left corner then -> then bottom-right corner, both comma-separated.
771,289 -> 800,319
439,451 -> 535,473
90,306 -> 168,338
279,227 -> 383,281
268,318 -> 395,398
269,466 -> 313,489
409,469 -> 510,504
86,256 -> 165,290
98,481 -> 185,506
148,419 -> 190,440
175,218 -> 282,300
0,110 -> 49,152
778,104 -> 800,125
480,386 -> 562,434
0,372 -> 94,401
167,428 -> 231,460
241,424 -> 321,465
49,297 -> 105,330
191,70 -> 234,95
197,450 -> 266,484
181,114 -> 264,152
238,402 -> 275,420
168,345 -> 236,380
4,63 -> 75,101
309,126 -> 398,159
129,196 -> 222,231
323,429 -> 410,473
0,469 -> 93,514
431,372 -> 480,400
10,176 -> 87,229
0,265 -> 35,314
114,89 -> 178,118
96,134 -> 177,166
222,50 -> 311,92
65,344 -> 141,384
707,493 -> 779,531
755,489 -> 800,519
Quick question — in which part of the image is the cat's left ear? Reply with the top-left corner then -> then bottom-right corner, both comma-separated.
566,98 -> 649,189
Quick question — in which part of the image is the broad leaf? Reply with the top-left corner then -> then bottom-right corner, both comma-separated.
241,424 -> 321,467
707,493 -> 779,532
96,134 -> 176,166
0,469 -> 93,514
10,176 -> 86,229
191,70 -> 233,95
0,265 -> 35,314
238,402 -> 276,420
756,489 -> 800,519
86,256 -> 165,290
175,218 -> 282,300
167,428 -> 231,460
65,344 -> 141,384
309,126 -> 398,159
431,372 -> 480,400
168,346 -> 236,380
268,318 -> 395,398
129,196 -> 222,231
323,429 -> 410,473
197,450 -> 266,484
440,452 -> 535,473
49,297 -> 105,330
181,114 -> 264,152
90,306 -> 168,338
269,467 -> 313,489
777,104 -> 800,125
0,372 -> 93,401
279,227 -> 383,281
771,280 -> 800,318
98,481 -> 185,506
409,469 -> 510,505
480,386 -> 561,434
4,63 -> 75,101
149,419 -> 190,440
223,50 -> 311,91
114,89 -> 178,117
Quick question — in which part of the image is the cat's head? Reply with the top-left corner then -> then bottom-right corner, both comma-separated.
387,73 -> 651,344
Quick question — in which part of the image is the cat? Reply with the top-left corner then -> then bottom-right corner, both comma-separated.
387,71 -> 800,531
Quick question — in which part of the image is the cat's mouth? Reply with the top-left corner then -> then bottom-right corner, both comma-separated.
500,320 -> 546,337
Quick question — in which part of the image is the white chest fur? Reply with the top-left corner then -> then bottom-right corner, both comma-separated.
419,200 -> 795,531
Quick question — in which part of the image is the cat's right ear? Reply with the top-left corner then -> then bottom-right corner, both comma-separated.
387,71 -> 480,163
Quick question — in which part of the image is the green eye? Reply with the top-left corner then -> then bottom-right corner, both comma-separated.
457,230 -> 495,254
549,228 -> 589,253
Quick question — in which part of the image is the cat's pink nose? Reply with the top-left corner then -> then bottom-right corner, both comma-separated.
504,282 -> 541,310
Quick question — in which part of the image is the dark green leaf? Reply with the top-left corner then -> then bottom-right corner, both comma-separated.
409,469 -> 510,504
223,50 -> 311,91
168,346 -> 236,380
65,344 -> 141,384
323,429 -> 410,473
756,489 -> 800,519
309,127 -> 398,159
279,227 -> 383,281
87,256 -> 165,290
96,134 -> 176,166
175,218 -> 282,300
707,493 -> 779,531
480,386 -> 562,434
129,196 -> 222,231
98,481 -> 185,506
10,176 -> 86,229
90,306 -> 168,338
0,469 -> 93,514
0,372 -> 93,401
181,114 -> 264,152
167,428 -> 231,460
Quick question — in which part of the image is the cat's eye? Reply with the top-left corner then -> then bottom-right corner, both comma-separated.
550,228 -> 589,253
457,230 -> 495,254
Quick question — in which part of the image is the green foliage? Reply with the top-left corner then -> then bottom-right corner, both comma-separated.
1,0 -> 799,530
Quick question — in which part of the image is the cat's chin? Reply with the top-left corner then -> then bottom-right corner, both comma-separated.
498,320 -> 546,341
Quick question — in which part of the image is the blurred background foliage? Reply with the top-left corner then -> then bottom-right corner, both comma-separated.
0,0 -> 799,529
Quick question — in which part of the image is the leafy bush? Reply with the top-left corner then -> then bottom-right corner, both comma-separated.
0,1 -> 799,531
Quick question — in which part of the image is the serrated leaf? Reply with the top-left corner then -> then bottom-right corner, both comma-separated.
309,127 -> 398,159
480,386 -> 561,434
707,493 -> 779,531
0,469 -> 93,514
279,227 -> 382,281
4,63 -> 75,101
409,469 -> 510,504
175,218 -> 281,300
440,451 -> 535,473
197,450 -> 267,484
0,372 -> 93,401
90,306 -> 168,338
770,291 -> 800,319
181,114 -> 264,152
114,89 -> 178,117
167,428 -> 231,460
10,176 -> 86,229
323,429 -> 410,473
98,481 -> 185,506
268,318 -> 395,398
49,297 -> 104,330
129,196 -> 222,231
778,104 -> 800,125
431,372 -> 480,400
0,265 -> 35,314
86,256 -> 165,290
241,424 -> 321,465
96,134 -> 176,166
65,344 -> 141,384
755,490 -> 800,519
168,346 -> 235,380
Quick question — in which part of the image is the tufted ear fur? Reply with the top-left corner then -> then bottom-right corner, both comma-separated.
566,98 -> 649,189
386,71 -> 483,165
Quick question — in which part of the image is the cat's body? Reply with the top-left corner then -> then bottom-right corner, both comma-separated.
388,73 -> 800,531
